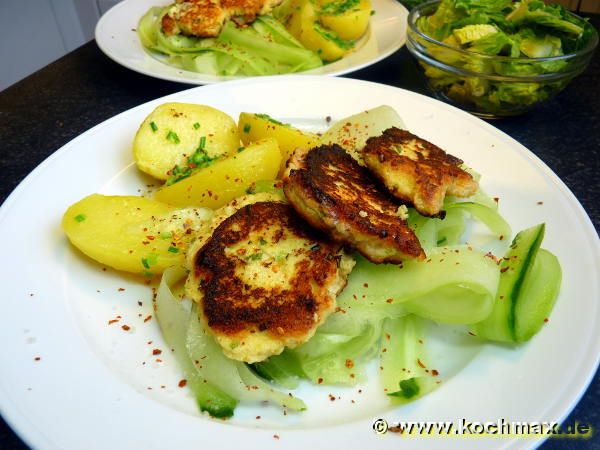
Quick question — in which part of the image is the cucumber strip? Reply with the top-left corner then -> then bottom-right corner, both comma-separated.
514,248 -> 561,342
251,350 -> 305,389
381,316 -> 439,402
291,322 -> 382,385
446,201 -> 512,240
186,305 -> 307,411
338,248 -> 499,324
472,223 -> 550,342
156,267 -> 238,418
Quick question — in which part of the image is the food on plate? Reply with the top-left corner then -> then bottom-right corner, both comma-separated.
185,195 -> 354,362
280,0 -> 372,61
238,112 -> 320,174
138,5 -> 323,76
362,127 -> 478,216
154,138 -> 281,207
414,0 -> 596,112
283,144 -> 425,263
134,103 -> 240,181
62,102 -> 562,420
62,194 -> 212,275
161,0 -> 283,38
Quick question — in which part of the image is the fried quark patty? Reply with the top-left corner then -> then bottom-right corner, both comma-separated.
283,144 -> 425,264
362,127 -> 478,217
186,199 -> 354,363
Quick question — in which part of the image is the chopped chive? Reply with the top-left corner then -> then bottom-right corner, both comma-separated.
237,147 -> 245,153
199,136 -> 206,150
166,130 -> 180,144
74,214 -> 86,223
143,271 -> 154,278
193,122 -> 200,130
259,238 -> 267,245
168,246 -> 179,253
247,252 -> 262,261
141,258 -> 150,269
370,10 -> 375,15
150,121 -> 158,132
243,124 -> 251,133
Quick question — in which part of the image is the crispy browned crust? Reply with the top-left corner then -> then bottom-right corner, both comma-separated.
162,0 -> 282,38
283,144 -> 425,263
192,201 -> 343,339
362,128 -> 478,217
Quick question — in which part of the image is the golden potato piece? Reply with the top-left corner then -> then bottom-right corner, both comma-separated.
133,103 -> 240,180
238,112 -> 319,174
154,138 -> 281,208
287,0 -> 350,61
319,0 -> 372,41
62,194 -> 213,275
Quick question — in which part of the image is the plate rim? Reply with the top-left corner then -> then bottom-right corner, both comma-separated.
94,0 -> 409,85
1,75 -> 598,450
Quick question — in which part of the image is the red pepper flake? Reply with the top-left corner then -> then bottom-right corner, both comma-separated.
328,394 -> 336,401
381,348 -> 387,353
544,318 -> 549,323
317,377 -> 323,384
537,201 -> 544,205
118,288 -> 125,292
499,235 -> 504,241
431,369 -> 439,376
147,340 -> 153,345
417,358 -> 426,368
386,298 -> 393,304
138,301 -> 143,306
152,349 -> 162,355
500,267 -> 509,273
363,283 -> 369,288
358,389 -> 362,394
34,357 -> 41,361
146,235 -> 155,240
345,359 -> 354,368
178,379 -> 187,388
351,399 -> 356,404
273,435 -> 280,440
29,293 -> 34,297
493,197 -> 499,203
144,315 -> 152,323
108,319 -> 119,325
121,324 -> 131,331
256,416 -> 261,420
155,359 -> 162,363
418,339 -> 423,344
468,331 -> 476,336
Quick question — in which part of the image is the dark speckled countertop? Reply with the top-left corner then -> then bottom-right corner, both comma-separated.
0,14 -> 598,450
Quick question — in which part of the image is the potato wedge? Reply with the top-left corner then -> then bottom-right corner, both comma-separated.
133,103 -> 240,180
287,0 -> 350,61
238,112 -> 319,173
62,194 -> 213,275
154,138 -> 281,208
319,0 -> 372,40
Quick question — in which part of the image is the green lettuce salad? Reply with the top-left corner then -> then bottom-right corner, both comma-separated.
412,0 -> 597,114
138,7 -> 323,76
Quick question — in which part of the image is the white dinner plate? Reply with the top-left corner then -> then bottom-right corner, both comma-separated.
95,0 -> 408,84
0,76 -> 598,450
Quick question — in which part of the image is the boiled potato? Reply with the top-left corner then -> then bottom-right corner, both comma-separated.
62,194 -> 213,275
154,138 -> 281,208
287,0 -> 349,61
133,103 -> 240,180
319,0 -> 372,40
238,112 -> 319,173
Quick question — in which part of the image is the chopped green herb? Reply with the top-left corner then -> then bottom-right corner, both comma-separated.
141,253 -> 159,269
388,378 -> 421,399
370,10 -> 375,15
313,22 -> 354,50
141,258 -> 151,269
166,143 -> 219,186
255,113 -> 287,127
150,121 -> 158,132
159,231 -> 173,240
319,0 -> 360,16
237,147 -> 245,153
243,124 -> 251,133
259,238 -> 268,245
193,122 -> 200,129
247,252 -> 263,261
168,246 -> 180,253
74,214 -> 86,223
166,130 -> 180,144
143,271 -> 154,278
198,136 -> 206,150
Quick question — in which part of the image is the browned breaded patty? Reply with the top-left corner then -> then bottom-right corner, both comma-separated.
362,127 -> 478,217
187,199 -> 354,362
162,0 -> 282,38
283,144 -> 425,264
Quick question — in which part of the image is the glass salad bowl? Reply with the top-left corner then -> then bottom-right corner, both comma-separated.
406,0 -> 598,118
